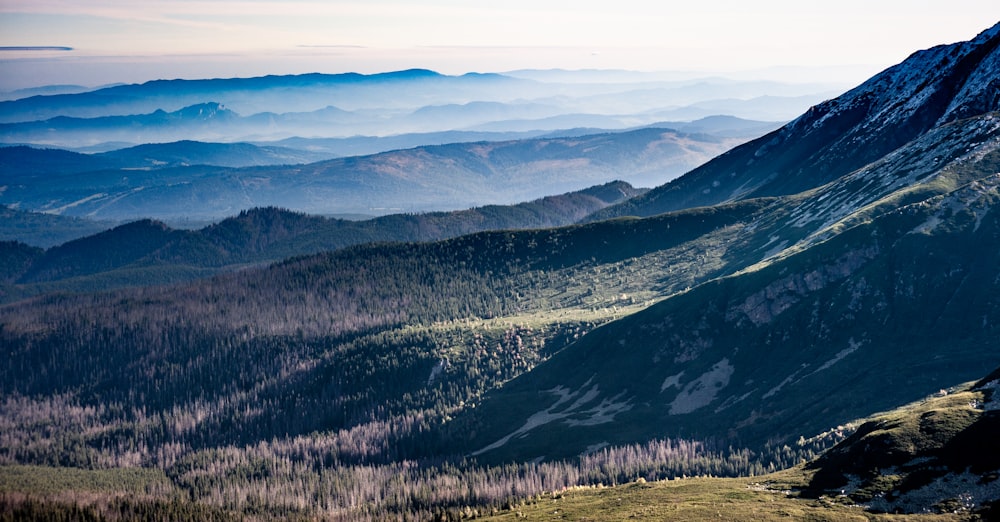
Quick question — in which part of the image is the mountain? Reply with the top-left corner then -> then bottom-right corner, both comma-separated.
0,102 -> 239,146
0,141 -> 333,179
459,23 -> 1000,463
1,24 -> 999,521
0,69 -> 838,149
0,69 -> 528,122
0,98 -> 786,149
0,240 -> 42,283
14,219 -> 183,283
0,145 -> 119,178
97,140 -> 333,168
462,160 -> 1000,462
256,115 -> 784,157
593,22 -> 1000,220
648,115 -> 784,138
2,180 -> 644,293
0,128 -> 738,222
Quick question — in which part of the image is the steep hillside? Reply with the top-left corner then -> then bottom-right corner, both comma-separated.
474,370 -> 1000,521
461,124 -> 1000,462
801,373 -> 1000,515
0,197 -> 779,519
593,22 -> 1000,220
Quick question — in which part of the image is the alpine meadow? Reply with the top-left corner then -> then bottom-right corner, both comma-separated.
2,17 -> 1000,522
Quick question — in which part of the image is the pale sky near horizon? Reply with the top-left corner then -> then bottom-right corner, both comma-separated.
1,1 -> 998,91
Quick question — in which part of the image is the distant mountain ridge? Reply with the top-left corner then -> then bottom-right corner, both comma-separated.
99,140 -> 332,167
0,69 -> 508,122
0,140 -> 331,175
0,68 -> 839,148
2,180 -> 645,294
0,128 -> 736,222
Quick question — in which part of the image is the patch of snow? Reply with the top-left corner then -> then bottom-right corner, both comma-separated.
471,377 -> 632,456
41,192 -> 108,214
810,338 -> 864,375
713,389 -> 756,414
909,214 -> 944,235
762,364 -> 808,400
762,239 -> 789,260
565,392 -> 632,427
581,442 -> 609,456
669,359 -> 734,415
660,371 -> 684,392
427,358 -> 448,385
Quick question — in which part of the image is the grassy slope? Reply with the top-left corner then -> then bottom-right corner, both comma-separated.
479,474 -> 971,521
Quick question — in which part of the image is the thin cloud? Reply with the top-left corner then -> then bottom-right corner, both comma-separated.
0,46 -> 73,51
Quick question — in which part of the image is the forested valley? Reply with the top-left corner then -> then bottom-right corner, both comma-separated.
0,199 -> 838,520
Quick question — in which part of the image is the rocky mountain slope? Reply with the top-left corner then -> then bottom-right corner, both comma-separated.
800,370 -> 1000,515
593,22 -> 1000,220
473,367 -> 1000,520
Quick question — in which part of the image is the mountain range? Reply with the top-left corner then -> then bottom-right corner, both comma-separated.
1,22 -> 999,521
0,180 -> 644,297
0,126 -> 742,223
0,69 -> 836,149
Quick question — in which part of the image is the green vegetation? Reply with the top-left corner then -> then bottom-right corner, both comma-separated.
0,466 -> 173,496
478,473 -> 977,521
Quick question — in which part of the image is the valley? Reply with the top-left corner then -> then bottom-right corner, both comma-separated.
1,21 -> 999,522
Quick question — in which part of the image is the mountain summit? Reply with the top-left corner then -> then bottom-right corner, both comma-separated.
595,22 -> 1000,220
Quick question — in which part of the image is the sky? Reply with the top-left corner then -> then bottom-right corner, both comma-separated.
1,0 -> 999,91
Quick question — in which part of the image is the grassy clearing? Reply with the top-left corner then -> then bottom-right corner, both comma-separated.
480,471 -> 975,521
